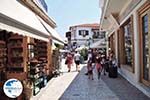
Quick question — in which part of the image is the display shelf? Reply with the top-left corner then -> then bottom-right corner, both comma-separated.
7,34 -> 27,75
0,70 -> 5,83
0,81 -> 4,87
0,40 -> 6,69
27,39 -> 49,96
6,67 -> 24,71
0,41 -> 5,44
6,71 -> 27,80
9,46 -> 23,49
8,35 -> 23,40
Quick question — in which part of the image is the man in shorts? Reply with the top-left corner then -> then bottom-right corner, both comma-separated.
74,51 -> 81,72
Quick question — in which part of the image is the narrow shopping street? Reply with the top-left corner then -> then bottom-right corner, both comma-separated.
31,59 -> 149,100
0,0 -> 150,100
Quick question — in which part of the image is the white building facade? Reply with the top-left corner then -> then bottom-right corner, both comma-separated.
66,23 -> 106,50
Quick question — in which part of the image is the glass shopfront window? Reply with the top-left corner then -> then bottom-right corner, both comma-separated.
142,14 -> 149,80
123,19 -> 133,66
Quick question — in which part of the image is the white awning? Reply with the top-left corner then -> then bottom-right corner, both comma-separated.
75,45 -> 88,51
52,42 -> 57,50
0,20 -> 49,41
37,16 -> 65,44
90,39 -> 106,48
0,0 -> 50,42
53,39 -> 64,46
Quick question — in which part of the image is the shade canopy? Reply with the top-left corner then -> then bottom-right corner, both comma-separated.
37,16 -> 65,45
75,45 -> 88,51
90,39 -> 106,48
0,0 -> 50,42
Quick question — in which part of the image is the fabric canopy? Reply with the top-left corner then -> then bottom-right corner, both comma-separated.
90,39 -> 106,48
37,16 -> 65,44
0,0 -> 50,42
75,45 -> 88,51
53,40 -> 64,46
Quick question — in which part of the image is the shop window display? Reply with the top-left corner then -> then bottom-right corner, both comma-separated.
123,19 -> 133,66
142,14 -> 149,81
138,2 -> 150,85
124,21 -> 132,65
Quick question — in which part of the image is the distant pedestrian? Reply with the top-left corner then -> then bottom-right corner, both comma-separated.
74,51 -> 81,72
85,49 -> 92,75
101,54 -> 106,75
109,51 -> 117,67
92,49 -> 97,64
87,58 -> 93,80
66,52 -> 73,72
105,56 -> 109,73
108,51 -> 118,78
95,52 -> 102,79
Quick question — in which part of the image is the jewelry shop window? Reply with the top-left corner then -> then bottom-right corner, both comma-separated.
120,16 -> 134,69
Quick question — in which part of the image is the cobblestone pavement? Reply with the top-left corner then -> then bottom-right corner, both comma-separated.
31,59 -> 150,100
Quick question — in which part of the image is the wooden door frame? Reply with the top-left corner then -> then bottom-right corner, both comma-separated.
138,1 -> 150,86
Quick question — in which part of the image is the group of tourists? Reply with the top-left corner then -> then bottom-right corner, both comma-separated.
65,48 -> 117,80
86,49 -> 117,80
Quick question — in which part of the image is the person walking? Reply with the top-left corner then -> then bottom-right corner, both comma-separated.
95,52 -> 102,79
74,51 -> 81,72
108,51 -> 118,78
87,58 -> 93,80
85,49 -> 92,75
101,54 -> 106,75
66,52 -> 73,72
105,56 -> 110,73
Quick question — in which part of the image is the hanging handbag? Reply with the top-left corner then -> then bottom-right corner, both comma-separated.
65,59 -> 68,64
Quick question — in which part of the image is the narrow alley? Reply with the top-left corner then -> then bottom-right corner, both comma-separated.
31,59 -> 150,100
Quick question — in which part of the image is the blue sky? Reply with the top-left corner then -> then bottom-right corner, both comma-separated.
45,0 -> 101,38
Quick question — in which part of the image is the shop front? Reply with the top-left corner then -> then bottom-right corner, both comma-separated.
138,1 -> 150,86
100,0 -> 150,97
0,0 -> 54,99
37,16 -> 65,76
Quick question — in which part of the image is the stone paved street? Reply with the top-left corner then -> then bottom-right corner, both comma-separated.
60,66 -> 149,100
31,59 -> 150,100
60,66 -> 119,100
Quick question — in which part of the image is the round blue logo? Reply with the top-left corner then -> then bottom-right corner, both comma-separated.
3,79 -> 23,98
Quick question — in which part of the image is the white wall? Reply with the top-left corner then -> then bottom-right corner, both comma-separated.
71,27 -> 93,46
133,11 -> 140,83
76,27 -> 92,40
